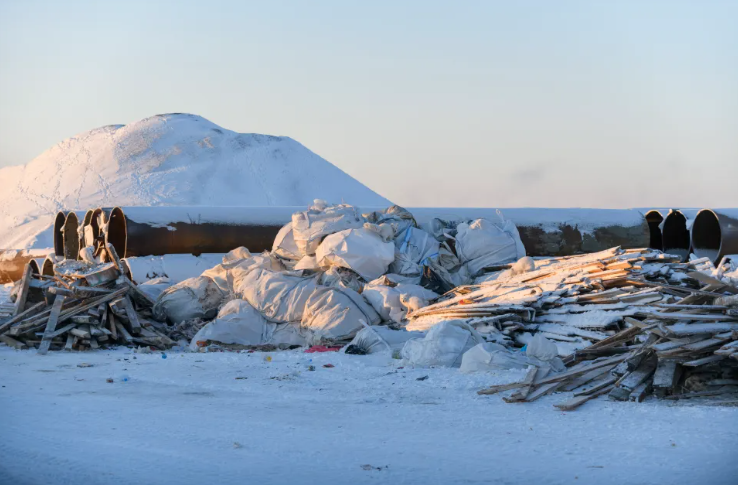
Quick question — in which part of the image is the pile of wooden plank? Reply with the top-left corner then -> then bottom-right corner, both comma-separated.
415,247 -> 738,408
0,244 -> 175,353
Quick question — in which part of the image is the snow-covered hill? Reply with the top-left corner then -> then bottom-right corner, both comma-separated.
0,114 -> 390,249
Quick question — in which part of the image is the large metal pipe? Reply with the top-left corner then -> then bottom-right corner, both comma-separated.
101,206 -> 649,258
691,209 -> 738,265
661,209 -> 699,261
644,210 -> 664,250
62,211 -> 81,260
53,211 -> 66,257
0,249 -> 54,284
102,206 -> 297,257
409,208 -> 650,256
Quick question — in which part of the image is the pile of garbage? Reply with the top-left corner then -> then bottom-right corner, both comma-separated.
2,200 -> 737,409
0,244 -> 174,352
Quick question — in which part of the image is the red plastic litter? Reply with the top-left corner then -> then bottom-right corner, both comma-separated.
304,346 -> 341,353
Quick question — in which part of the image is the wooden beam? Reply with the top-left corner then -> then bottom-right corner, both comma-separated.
0,301 -> 46,334
122,296 -> 141,335
38,295 -> 65,355
13,264 -> 33,316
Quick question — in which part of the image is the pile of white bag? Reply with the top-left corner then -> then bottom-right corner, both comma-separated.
152,200 -> 531,366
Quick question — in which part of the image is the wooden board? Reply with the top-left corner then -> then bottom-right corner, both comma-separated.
122,296 -> 141,335
12,264 -> 33,316
37,295 -> 66,355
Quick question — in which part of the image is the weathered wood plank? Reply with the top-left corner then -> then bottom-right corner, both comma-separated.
0,301 -> 46,334
0,334 -> 27,349
38,295 -> 66,355
555,384 -> 615,411
122,296 -> 141,335
12,264 -> 33,316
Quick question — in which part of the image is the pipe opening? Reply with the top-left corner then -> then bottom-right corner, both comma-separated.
53,212 -> 66,257
80,210 -> 93,247
90,208 -> 103,250
105,207 -> 127,258
691,210 -> 721,263
645,210 -> 663,250
28,259 -> 41,275
662,211 -> 690,261
42,257 -> 55,276
63,212 -> 80,260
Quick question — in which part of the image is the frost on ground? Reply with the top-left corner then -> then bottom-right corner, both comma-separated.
0,347 -> 736,485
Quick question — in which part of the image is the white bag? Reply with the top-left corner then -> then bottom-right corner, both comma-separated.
153,275 -> 227,325
319,266 -> 365,292
137,277 -> 172,301
238,268 -> 320,323
400,320 -> 484,367
301,286 -> 380,342
363,283 -> 438,323
344,326 -> 425,355
272,223 -> 301,261
292,202 -> 365,256
459,342 -> 532,373
190,300 -> 307,350
315,228 -> 395,281
229,253 -> 286,296
390,226 -> 440,276
190,300 -> 269,349
455,218 -> 526,276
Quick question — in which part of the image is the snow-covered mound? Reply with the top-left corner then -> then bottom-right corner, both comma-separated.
0,114 -> 390,249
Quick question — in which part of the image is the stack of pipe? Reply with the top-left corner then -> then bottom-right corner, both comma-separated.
8,204 -> 737,284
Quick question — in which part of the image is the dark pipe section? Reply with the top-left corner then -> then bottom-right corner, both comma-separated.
42,257 -> 55,276
28,258 -> 42,275
63,212 -> 80,260
662,210 -> 691,261
113,207 -> 287,257
53,212 -> 66,257
0,250 -> 48,284
645,210 -> 664,250
80,210 -> 94,247
692,209 -> 738,264
103,206 -> 649,258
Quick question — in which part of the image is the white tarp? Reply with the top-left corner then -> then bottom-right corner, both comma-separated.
153,275 -> 227,325
390,226 -> 440,276
400,320 -> 484,367
228,253 -> 286,296
189,299 -> 307,350
301,286 -> 381,342
272,222 -> 301,261
362,282 -> 438,323
137,277 -> 172,301
455,218 -> 526,276
344,326 -> 425,355
459,342 -> 532,373
238,268 -> 320,323
319,266 -> 364,292
460,335 -> 565,373
292,201 -> 365,256
315,228 -> 395,281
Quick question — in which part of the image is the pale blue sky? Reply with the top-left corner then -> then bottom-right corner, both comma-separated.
1,0 -> 736,208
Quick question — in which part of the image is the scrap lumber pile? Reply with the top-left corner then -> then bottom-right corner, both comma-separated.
411,247 -> 738,408
0,245 -> 174,353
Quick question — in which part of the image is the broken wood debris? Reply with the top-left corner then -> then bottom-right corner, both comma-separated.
0,259 -> 173,353
470,247 -> 738,410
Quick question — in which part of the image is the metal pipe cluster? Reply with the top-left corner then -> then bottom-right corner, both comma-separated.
645,208 -> 738,264
51,205 -> 651,260
4,205 -> 735,284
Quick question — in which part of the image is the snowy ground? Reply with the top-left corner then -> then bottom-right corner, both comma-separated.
1,346 -> 736,485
